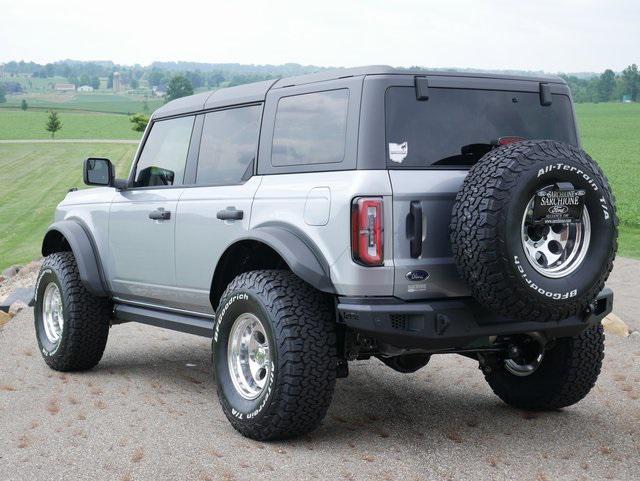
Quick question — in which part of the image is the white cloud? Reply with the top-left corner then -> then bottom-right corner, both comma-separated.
0,0 -> 638,72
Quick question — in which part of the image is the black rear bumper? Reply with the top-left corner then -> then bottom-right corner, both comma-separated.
337,288 -> 613,350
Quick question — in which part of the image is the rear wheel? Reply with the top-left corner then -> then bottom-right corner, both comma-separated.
484,325 -> 604,410
212,270 -> 337,440
34,252 -> 110,371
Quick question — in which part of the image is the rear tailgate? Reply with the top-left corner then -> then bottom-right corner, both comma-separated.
390,170 -> 471,300
384,78 -> 578,301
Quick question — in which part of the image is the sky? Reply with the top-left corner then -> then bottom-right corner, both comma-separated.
1,0 -> 639,73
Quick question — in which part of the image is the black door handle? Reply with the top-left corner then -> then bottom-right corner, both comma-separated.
408,200 -> 423,258
149,208 -> 171,220
217,207 -> 244,221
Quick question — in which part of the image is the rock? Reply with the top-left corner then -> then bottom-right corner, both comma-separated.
630,331 -> 640,339
0,287 -> 35,313
8,300 -> 28,315
19,259 -> 43,276
602,313 -> 629,337
0,275 -> 5,284
0,310 -> 13,327
1,265 -> 21,279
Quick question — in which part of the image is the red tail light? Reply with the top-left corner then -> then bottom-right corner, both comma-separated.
351,197 -> 384,266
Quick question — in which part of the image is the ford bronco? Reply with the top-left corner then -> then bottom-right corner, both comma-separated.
35,66 -> 617,440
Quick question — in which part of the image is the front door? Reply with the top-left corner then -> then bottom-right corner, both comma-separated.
108,115 -> 195,308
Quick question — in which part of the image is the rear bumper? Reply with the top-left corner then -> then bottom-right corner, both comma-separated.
337,288 -> 613,350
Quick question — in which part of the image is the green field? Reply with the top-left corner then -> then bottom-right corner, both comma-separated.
0,109 -> 143,140
0,102 -> 638,270
574,103 -> 640,227
1,92 -> 163,115
0,143 -> 136,268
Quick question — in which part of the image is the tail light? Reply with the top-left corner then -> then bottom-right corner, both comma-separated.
351,197 -> 384,266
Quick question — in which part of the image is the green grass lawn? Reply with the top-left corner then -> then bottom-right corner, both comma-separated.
1,92 -> 163,115
0,109 -> 143,140
0,143 -> 136,268
575,103 -> 640,227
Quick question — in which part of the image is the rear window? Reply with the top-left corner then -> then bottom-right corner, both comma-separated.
271,89 -> 349,166
385,87 -> 577,169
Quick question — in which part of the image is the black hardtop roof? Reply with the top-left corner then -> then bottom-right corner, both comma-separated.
152,65 -> 566,119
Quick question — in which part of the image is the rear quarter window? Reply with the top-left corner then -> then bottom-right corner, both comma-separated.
385,87 -> 577,169
271,89 -> 349,166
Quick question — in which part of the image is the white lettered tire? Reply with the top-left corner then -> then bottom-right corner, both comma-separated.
450,140 -> 617,322
212,270 -> 337,440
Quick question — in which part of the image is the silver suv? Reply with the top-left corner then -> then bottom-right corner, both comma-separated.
35,67 -> 617,440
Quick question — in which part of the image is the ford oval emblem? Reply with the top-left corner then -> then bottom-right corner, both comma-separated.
549,205 -> 569,215
405,270 -> 429,282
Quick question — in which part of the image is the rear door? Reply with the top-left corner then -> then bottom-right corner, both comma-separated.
108,115 -> 195,307
174,104 -> 263,315
384,78 -> 578,300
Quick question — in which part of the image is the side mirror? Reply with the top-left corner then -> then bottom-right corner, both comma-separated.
84,157 -> 115,187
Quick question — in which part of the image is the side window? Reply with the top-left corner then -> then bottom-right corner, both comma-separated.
271,89 -> 349,166
134,116 -> 194,187
196,105 -> 262,185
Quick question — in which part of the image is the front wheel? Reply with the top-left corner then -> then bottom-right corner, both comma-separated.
484,325 -> 605,410
212,270 -> 337,441
34,252 -> 111,371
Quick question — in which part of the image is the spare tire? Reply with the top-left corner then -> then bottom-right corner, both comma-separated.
450,140 -> 617,322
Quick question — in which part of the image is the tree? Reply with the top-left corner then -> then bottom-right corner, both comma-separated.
90,76 -> 100,90
21,99 -> 28,111
207,72 -> 225,88
79,74 -> 91,87
45,111 -> 62,138
0,86 -> 6,104
622,64 -> 639,101
130,113 -> 149,132
148,69 -> 165,88
185,70 -> 204,89
166,75 -> 194,101
130,78 -> 139,90
597,69 -> 616,102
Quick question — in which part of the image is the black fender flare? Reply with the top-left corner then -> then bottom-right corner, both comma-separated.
222,226 -> 335,294
41,220 -> 109,297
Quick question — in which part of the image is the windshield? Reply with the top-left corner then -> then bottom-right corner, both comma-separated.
385,87 -> 578,169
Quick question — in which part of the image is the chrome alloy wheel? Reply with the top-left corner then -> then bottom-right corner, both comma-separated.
227,313 -> 272,400
42,283 -> 64,344
521,193 -> 591,279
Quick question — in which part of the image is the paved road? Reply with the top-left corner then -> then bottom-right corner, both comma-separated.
1,257 -> 638,480
1,306 -> 639,481
606,256 -> 640,331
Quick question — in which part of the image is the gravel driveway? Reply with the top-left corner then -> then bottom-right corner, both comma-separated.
1,258 -> 639,481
